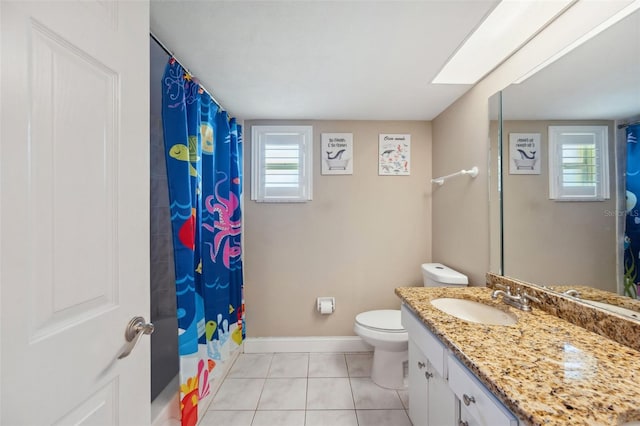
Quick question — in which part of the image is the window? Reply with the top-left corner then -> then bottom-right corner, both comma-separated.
251,125 -> 313,202
548,125 -> 609,201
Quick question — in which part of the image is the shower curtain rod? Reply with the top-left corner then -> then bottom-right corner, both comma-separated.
618,120 -> 640,129
150,32 -> 227,112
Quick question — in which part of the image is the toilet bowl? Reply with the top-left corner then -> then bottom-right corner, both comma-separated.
354,263 -> 468,390
354,310 -> 408,389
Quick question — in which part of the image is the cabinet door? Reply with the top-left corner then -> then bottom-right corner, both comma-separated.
410,339 -> 457,426
427,365 -> 456,426
459,404 -> 482,426
409,340 -> 429,426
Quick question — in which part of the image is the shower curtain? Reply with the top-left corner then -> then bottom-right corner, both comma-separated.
624,124 -> 640,297
162,58 -> 244,426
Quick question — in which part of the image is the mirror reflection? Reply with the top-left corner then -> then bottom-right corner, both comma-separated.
493,9 -> 640,313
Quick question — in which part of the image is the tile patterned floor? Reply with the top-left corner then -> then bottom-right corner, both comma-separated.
201,352 -> 412,426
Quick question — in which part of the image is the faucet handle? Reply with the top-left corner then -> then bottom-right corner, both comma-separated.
563,289 -> 581,298
521,292 -> 541,305
494,283 -> 511,294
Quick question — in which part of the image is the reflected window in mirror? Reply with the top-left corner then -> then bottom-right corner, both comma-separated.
548,125 -> 609,201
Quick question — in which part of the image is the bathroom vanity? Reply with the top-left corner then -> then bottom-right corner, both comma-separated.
396,285 -> 640,426
403,304 -> 516,426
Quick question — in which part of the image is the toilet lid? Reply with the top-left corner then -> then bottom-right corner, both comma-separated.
355,310 -> 405,332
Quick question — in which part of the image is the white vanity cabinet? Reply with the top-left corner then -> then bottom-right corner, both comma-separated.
408,340 -> 456,426
401,304 -> 518,426
403,305 -> 456,426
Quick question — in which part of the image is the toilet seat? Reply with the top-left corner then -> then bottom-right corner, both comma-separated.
355,309 -> 405,333
353,309 -> 408,389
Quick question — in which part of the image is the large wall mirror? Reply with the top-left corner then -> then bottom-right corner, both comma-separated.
491,9 -> 640,312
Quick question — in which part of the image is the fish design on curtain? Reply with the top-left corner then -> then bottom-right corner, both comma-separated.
162,58 -> 244,426
624,124 -> 640,298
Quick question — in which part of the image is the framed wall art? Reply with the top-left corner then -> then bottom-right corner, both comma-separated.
509,133 -> 541,175
379,134 -> 410,176
321,133 -> 353,175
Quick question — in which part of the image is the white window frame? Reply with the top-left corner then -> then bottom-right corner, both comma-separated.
548,125 -> 609,201
251,125 -> 313,203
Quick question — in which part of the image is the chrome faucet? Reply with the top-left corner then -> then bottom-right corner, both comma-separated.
491,285 -> 541,312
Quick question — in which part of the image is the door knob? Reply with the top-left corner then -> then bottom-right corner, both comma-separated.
118,316 -> 154,359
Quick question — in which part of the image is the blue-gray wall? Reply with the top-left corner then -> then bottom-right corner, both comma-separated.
150,37 -> 178,402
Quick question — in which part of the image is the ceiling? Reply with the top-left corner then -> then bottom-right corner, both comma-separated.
501,8 -> 640,121
150,0 -> 500,121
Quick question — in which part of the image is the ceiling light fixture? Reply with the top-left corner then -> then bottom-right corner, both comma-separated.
513,0 -> 640,84
431,0 -> 575,85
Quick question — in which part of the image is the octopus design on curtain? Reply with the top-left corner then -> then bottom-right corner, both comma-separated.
162,58 -> 244,426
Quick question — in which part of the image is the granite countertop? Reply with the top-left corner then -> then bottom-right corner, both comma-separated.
552,285 -> 640,315
395,286 -> 640,426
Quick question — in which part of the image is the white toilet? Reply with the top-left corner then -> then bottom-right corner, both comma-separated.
354,263 -> 468,389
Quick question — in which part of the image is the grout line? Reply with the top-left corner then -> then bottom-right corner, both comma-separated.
265,352 -> 275,379
215,352 -> 401,425
348,373 -> 358,415
265,353 -> 274,379
305,353 -> 310,414
304,366 -> 309,424
254,377 -> 267,412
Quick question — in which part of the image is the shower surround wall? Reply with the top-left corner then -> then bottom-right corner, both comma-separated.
150,37 -> 179,402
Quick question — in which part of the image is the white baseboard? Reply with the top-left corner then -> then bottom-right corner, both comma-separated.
150,375 -> 180,426
243,336 -> 372,353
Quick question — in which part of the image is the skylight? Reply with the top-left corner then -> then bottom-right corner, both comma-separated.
432,0 -> 575,85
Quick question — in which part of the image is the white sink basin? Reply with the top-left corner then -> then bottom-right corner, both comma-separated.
430,298 -> 518,326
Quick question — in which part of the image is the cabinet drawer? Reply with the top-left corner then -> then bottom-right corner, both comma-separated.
401,304 -> 446,377
448,355 -> 517,426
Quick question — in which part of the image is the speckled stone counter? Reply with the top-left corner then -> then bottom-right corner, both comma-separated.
552,285 -> 640,313
487,273 -> 640,352
395,286 -> 640,426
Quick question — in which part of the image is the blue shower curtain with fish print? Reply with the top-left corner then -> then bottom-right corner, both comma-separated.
162,58 -> 244,426
624,124 -> 640,298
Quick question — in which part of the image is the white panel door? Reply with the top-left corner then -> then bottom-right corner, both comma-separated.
1,1 -> 150,424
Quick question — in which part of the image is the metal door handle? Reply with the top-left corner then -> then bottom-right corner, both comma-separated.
424,371 -> 433,379
417,361 -> 426,369
118,316 -> 154,359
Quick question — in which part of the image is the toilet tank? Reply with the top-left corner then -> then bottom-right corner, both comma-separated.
421,263 -> 468,287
